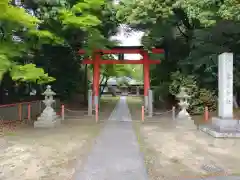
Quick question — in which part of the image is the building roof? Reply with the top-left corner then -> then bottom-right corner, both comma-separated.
105,77 -> 143,85
106,45 -> 163,50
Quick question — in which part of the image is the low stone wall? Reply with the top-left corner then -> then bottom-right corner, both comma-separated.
0,99 -> 61,121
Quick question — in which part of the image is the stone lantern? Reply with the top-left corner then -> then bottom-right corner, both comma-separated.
34,85 -> 60,128
176,87 -> 191,120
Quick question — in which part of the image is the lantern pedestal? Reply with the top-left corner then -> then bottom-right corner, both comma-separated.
34,85 -> 60,128
176,87 -> 191,121
34,106 -> 60,128
177,108 -> 191,120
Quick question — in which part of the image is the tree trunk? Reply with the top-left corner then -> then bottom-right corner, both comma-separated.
233,95 -> 238,108
236,91 -> 240,107
83,65 -> 88,105
100,78 -> 109,97
0,81 -> 3,104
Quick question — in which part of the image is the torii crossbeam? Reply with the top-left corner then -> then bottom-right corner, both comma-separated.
79,46 -> 164,111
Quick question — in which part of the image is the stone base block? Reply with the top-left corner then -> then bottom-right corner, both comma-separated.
211,117 -> 240,131
144,96 -> 148,110
34,118 -> 60,128
199,117 -> 240,138
176,115 -> 192,121
176,116 -> 192,121
199,125 -> 240,138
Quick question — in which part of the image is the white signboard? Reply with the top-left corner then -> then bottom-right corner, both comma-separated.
218,53 -> 233,118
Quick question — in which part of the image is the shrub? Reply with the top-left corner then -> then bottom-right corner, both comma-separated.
169,71 -> 217,114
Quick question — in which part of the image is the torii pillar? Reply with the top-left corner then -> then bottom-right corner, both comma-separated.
142,51 -> 150,109
92,53 -> 100,109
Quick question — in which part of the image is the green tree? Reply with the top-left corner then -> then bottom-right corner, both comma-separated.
0,0 -> 56,83
117,0 -> 240,111
22,0 -> 122,101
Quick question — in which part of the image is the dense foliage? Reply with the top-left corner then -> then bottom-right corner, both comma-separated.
0,0 -> 55,83
2,0 -> 240,112
117,0 -> 240,113
0,0 -> 127,103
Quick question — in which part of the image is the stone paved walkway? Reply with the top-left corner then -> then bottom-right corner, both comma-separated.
73,97 -> 240,180
73,96 -> 148,180
179,176 -> 240,180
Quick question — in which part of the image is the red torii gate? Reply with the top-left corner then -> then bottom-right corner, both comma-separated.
78,46 -> 164,109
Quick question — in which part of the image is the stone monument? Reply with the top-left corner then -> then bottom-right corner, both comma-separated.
34,85 -> 60,128
144,96 -> 148,112
200,52 -> 240,137
136,86 -> 140,96
148,89 -> 153,117
88,89 -> 93,116
176,87 -> 191,120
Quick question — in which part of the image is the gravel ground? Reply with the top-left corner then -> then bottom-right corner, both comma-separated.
0,95 -> 118,180
128,96 -> 240,180
0,118 -> 100,180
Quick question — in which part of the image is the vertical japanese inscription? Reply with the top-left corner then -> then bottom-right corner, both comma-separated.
225,58 -> 233,105
218,53 -> 233,118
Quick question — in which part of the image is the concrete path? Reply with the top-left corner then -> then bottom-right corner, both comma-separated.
179,176 -> 240,180
73,96 -> 148,180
